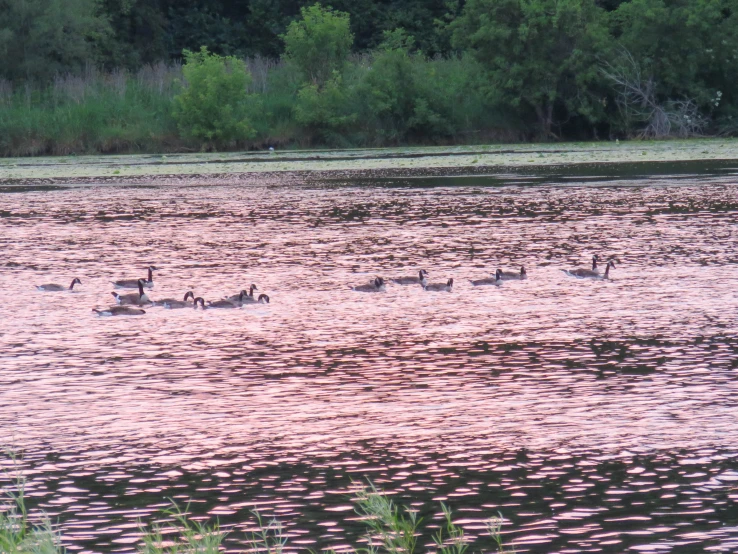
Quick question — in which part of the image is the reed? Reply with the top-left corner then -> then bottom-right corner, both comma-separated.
1,467 -> 514,554
0,53 -> 517,157
0,452 -> 65,554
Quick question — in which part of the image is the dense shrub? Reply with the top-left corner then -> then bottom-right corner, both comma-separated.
282,4 -> 354,87
172,47 -> 256,147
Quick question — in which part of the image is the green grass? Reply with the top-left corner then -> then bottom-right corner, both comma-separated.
1,457 -> 514,554
0,54 -> 520,157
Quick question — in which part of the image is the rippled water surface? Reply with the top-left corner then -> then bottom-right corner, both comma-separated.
2,164 -> 738,553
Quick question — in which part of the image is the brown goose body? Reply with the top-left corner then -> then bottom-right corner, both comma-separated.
111,279 -> 151,306
93,306 -> 146,316
36,278 -> 82,291
112,266 -> 156,289
424,278 -> 454,292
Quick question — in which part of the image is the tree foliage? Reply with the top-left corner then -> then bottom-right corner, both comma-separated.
172,47 -> 256,147
282,3 -> 354,86
0,0 -> 110,81
452,0 -> 611,137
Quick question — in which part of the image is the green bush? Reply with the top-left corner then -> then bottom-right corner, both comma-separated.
294,74 -> 357,143
282,4 -> 354,87
172,46 -> 256,148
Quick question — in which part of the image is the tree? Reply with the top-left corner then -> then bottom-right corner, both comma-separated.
0,0 -> 110,81
451,0 -> 610,137
282,3 -> 354,87
172,46 -> 256,147
609,0 -> 738,112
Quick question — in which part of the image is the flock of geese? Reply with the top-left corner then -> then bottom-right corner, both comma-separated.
35,265 -> 270,316
35,256 -> 615,316
352,255 -> 616,293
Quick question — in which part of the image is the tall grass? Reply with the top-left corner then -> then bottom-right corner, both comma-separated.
2,463 -> 514,554
0,63 -> 184,157
0,452 -> 65,554
0,53 -> 518,157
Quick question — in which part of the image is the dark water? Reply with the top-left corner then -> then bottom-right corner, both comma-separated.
1,163 -> 738,553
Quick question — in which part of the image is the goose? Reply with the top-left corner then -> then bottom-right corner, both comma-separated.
391,269 -> 428,286
470,269 -> 502,286
351,277 -> 386,292
499,266 -> 527,280
198,295 -> 241,309
160,291 -> 196,309
224,284 -> 257,304
424,278 -> 454,292
36,278 -> 82,291
257,294 -> 270,304
111,279 -> 151,306
92,306 -> 146,316
594,260 -> 616,279
112,266 -> 156,289
565,256 -> 600,278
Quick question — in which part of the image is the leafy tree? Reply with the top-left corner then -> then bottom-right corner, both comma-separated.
609,0 -> 738,110
451,0 -> 611,137
172,46 -> 256,147
0,0 -> 110,81
358,30 -> 451,142
282,3 -> 354,86
294,74 -> 357,142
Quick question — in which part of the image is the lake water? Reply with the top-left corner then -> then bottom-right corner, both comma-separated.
1,162 -> 738,553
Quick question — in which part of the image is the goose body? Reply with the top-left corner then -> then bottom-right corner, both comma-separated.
198,295 -> 241,309
392,270 -> 428,286
111,279 -> 151,306
93,306 -> 146,316
568,260 -> 615,279
565,256 -> 600,278
499,266 -> 527,280
112,266 -> 156,289
36,278 -> 82,292
160,291 -> 195,309
424,278 -> 454,292
470,270 -> 502,287
225,284 -> 257,304
351,277 -> 386,293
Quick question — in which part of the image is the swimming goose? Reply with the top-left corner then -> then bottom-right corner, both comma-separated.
224,284 -> 257,304
424,278 -> 454,292
257,294 -> 270,304
568,259 -> 615,279
499,266 -> 527,280
92,306 -> 146,316
112,266 -> 156,289
470,269 -> 502,286
594,260 -> 616,279
565,256 -> 600,278
160,291 -> 196,309
392,269 -> 429,286
199,295 -> 242,309
36,278 -> 82,291
351,277 -> 386,292
111,279 -> 151,306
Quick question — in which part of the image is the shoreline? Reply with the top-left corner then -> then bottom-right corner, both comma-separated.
1,139 -> 738,185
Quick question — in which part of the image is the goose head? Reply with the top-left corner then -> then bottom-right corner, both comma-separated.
447,278 -> 454,287
496,269 -> 503,281
249,284 -> 258,297
520,266 -> 527,276
375,277 -> 385,288
421,269 -> 429,276
258,294 -> 270,304
194,297 -> 205,309
591,255 -> 600,270
70,277 -> 82,290
184,291 -> 195,301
